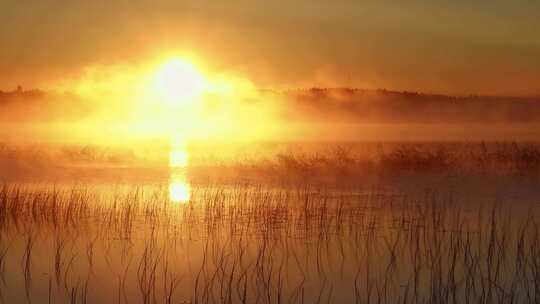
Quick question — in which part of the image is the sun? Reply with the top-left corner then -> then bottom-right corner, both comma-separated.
154,58 -> 206,104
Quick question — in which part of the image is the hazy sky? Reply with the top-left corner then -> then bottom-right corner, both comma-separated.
1,0 -> 539,95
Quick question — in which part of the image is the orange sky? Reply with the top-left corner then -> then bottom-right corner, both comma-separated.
1,0 -> 539,96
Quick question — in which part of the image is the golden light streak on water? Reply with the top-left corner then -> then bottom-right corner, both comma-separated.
169,149 -> 189,167
169,175 -> 191,203
169,136 -> 191,204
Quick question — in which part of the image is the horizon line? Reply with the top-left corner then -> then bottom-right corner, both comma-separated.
1,85 -> 539,99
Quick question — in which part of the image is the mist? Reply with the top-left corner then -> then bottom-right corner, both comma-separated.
2,86 -> 540,145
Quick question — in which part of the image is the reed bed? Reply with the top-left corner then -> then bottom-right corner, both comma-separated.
0,183 -> 539,303
3,142 -> 540,183
182,142 -> 540,185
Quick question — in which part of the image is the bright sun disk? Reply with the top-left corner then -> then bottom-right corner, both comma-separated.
154,59 -> 206,104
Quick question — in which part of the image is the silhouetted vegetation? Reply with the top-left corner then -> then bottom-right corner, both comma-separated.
285,88 -> 540,123
0,183 -> 539,303
0,86 -> 45,103
205,142 -> 540,184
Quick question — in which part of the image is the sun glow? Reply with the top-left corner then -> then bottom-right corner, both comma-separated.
44,52 -> 284,145
154,59 -> 206,105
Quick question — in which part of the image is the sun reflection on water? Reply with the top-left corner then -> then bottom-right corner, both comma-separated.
169,176 -> 191,203
169,149 -> 189,167
169,138 -> 191,204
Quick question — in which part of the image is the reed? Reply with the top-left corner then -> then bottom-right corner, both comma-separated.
0,182 -> 539,303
